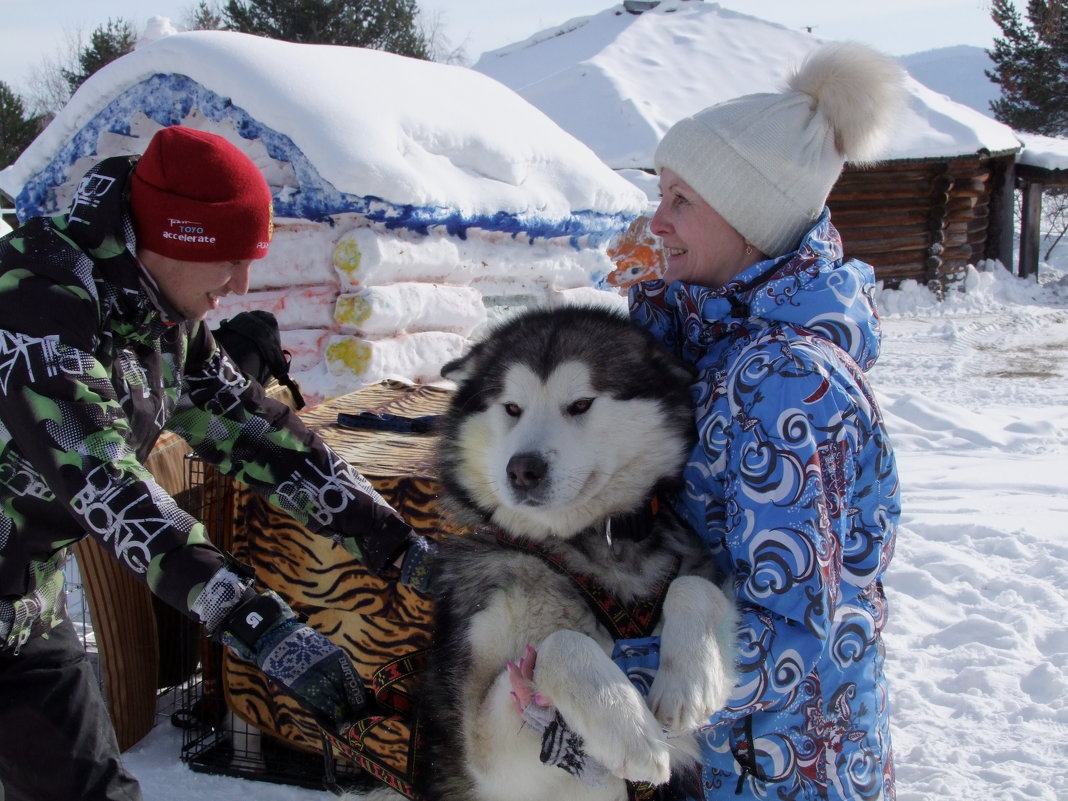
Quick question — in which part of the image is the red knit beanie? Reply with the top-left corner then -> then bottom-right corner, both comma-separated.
130,126 -> 273,262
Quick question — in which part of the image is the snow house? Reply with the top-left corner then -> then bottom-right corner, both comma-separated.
0,28 -> 647,404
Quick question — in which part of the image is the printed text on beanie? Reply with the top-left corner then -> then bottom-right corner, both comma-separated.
130,126 -> 273,262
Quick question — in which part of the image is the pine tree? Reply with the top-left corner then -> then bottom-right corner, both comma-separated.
986,0 -> 1068,135
60,18 -> 137,96
187,1 -> 226,31
0,81 -> 40,169
223,0 -> 430,59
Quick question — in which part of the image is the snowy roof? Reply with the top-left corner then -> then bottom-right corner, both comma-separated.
474,0 -> 1022,168
1015,132 -> 1068,173
0,28 -> 646,238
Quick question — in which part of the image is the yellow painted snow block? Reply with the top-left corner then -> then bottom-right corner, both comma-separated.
326,337 -> 372,376
333,235 -> 363,285
335,294 -> 373,328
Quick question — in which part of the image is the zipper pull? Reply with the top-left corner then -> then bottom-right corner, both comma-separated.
735,764 -> 751,795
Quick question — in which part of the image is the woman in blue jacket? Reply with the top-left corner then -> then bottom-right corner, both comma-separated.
629,41 -> 905,800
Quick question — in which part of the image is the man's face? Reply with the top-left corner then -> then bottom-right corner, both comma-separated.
138,249 -> 253,321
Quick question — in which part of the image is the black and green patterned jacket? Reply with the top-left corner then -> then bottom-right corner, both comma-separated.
0,155 -> 412,644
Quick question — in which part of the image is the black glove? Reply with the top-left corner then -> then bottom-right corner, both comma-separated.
214,588 -> 372,733
398,535 -> 437,593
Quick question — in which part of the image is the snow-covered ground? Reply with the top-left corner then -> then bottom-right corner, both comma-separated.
113,247 -> 1068,801
871,260 -> 1068,801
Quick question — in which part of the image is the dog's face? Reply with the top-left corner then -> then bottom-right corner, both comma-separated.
437,306 -> 694,541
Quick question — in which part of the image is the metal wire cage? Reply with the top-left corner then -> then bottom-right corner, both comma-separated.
170,453 -> 371,791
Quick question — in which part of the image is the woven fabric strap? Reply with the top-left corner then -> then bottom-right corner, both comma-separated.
323,716 -> 426,800
629,780 -> 661,800
318,647 -> 430,799
490,528 -> 679,640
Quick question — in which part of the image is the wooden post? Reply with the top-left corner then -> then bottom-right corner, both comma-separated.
1018,178 -> 1043,279
994,161 -> 1016,273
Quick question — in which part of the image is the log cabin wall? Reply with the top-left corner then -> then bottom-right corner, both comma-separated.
828,154 -> 1015,290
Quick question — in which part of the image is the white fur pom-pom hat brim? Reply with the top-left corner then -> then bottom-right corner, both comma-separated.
655,41 -> 907,258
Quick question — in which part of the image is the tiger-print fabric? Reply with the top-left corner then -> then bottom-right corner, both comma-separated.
222,381 -> 466,797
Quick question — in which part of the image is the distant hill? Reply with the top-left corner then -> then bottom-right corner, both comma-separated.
900,45 -> 1000,120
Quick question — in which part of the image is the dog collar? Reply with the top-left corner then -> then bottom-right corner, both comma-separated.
605,495 -> 660,548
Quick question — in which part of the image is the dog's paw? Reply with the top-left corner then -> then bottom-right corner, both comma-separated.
591,715 -> 673,786
650,576 -> 739,735
535,630 -> 674,786
649,657 -> 733,734
615,737 -> 673,786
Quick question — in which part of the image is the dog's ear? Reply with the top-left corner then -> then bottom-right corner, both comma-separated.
645,340 -> 696,388
663,352 -> 697,387
441,341 -> 482,384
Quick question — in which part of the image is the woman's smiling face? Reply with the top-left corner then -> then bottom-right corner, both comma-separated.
649,168 -> 761,288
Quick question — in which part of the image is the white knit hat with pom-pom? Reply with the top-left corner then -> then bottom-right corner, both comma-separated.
654,41 -> 906,257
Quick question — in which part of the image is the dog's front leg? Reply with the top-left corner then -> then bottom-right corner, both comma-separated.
465,666 -> 579,799
648,575 -> 739,735
534,629 -> 675,786
461,607 -> 618,800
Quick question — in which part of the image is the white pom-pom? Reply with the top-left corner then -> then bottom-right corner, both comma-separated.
787,41 -> 906,164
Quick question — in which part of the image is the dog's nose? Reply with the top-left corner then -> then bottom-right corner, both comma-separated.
507,453 -> 548,492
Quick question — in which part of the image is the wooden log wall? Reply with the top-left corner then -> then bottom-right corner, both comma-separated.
828,154 -> 1014,289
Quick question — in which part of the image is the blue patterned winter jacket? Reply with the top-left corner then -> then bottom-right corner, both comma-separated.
630,211 -> 900,801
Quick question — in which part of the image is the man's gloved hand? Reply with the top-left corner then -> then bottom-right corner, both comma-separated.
213,588 -> 372,733
398,535 -> 437,593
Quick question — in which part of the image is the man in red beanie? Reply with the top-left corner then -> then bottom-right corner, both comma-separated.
130,125 -> 274,321
0,126 -> 433,801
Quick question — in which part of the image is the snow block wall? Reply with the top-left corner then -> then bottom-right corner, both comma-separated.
0,30 -> 647,404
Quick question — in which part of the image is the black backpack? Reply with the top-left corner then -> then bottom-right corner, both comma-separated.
212,310 -> 306,410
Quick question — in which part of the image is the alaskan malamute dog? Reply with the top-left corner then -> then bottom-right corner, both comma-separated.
410,305 -> 738,801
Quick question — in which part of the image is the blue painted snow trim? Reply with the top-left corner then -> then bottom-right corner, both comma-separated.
15,74 -> 633,247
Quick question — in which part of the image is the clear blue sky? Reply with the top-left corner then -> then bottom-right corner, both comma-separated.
0,0 -> 1002,97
